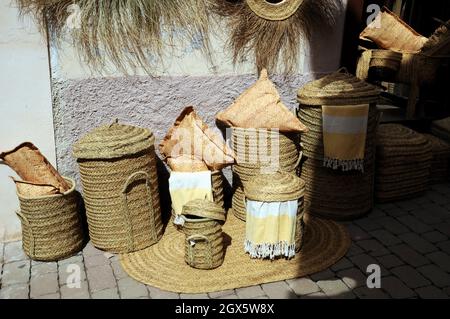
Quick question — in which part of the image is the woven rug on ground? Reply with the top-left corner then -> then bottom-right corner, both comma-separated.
119,213 -> 350,293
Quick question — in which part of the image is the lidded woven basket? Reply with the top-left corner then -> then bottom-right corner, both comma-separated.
244,172 -> 306,253
179,199 -> 226,270
16,177 -> 84,261
73,121 -> 163,253
297,71 -> 381,220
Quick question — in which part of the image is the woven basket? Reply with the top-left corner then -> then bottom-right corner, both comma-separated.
375,124 -> 432,203
180,200 -> 225,270
369,50 -> 403,81
297,71 -> 380,220
231,127 -> 301,221
243,172 -> 306,254
422,134 -> 450,183
16,177 -> 84,261
73,121 -> 163,253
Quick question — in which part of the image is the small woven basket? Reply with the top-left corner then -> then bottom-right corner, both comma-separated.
73,121 -> 163,253
179,200 -> 226,270
16,177 -> 84,261
369,50 -> 403,81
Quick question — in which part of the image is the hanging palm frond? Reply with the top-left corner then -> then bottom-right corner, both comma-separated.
212,0 -> 343,73
16,0 -> 213,74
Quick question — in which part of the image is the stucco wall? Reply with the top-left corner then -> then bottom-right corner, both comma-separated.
0,0 -> 56,242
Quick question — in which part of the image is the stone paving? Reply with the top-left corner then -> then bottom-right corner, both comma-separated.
1,183 -> 450,299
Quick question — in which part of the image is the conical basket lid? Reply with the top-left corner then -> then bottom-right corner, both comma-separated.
73,120 -> 154,160
297,71 -> 380,106
244,172 -> 305,202
181,199 -> 226,222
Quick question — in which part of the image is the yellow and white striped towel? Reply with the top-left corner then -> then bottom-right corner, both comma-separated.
322,104 -> 369,172
245,200 -> 297,259
169,171 -> 213,217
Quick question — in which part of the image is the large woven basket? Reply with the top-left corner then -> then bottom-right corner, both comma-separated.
243,172 -> 307,254
180,199 -> 225,270
16,177 -> 84,261
376,124 -> 432,202
297,71 -> 380,220
231,127 -> 301,221
73,121 -> 163,253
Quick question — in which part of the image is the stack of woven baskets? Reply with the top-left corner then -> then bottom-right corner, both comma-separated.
297,71 -> 381,220
422,134 -> 450,184
231,128 -> 301,221
376,124 -> 432,202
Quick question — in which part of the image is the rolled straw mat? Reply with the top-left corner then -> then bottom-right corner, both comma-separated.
120,213 -> 350,293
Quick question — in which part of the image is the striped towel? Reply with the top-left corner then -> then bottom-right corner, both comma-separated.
322,104 -> 369,172
245,200 -> 297,259
169,171 -> 213,219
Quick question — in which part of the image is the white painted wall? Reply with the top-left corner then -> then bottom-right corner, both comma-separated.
0,0 -> 56,242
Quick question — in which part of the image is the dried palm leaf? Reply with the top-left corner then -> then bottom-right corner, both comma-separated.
16,0 -> 213,74
212,0 -> 342,73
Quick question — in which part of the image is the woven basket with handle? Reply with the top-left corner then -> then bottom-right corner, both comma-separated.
179,199 -> 226,270
73,121 -> 163,253
17,177 -> 84,261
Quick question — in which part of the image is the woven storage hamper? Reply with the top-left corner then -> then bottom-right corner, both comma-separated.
231,127 -> 301,221
16,177 -> 84,261
297,71 -> 381,220
179,199 -> 225,270
73,121 -> 163,253
376,124 -> 432,202
243,172 -> 306,255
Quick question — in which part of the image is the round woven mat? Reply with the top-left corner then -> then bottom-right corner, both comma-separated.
119,214 -> 350,293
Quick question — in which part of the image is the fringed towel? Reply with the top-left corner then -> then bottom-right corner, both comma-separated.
169,171 -> 213,224
322,104 -> 369,172
245,200 -> 297,259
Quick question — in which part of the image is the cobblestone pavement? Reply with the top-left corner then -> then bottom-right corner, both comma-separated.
1,183 -> 450,299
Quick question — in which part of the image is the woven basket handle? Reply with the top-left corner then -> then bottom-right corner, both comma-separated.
186,234 -> 213,268
121,171 -> 156,251
16,211 -> 35,257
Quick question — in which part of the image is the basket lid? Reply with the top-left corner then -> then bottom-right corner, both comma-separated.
181,199 -> 225,222
297,70 -> 381,106
244,172 -> 305,202
73,120 -> 155,160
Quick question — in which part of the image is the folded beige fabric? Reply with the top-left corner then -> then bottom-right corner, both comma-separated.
216,69 -> 308,133
12,178 -> 61,197
360,7 -> 428,53
160,107 -> 235,171
0,142 -> 70,192
167,155 -> 209,172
